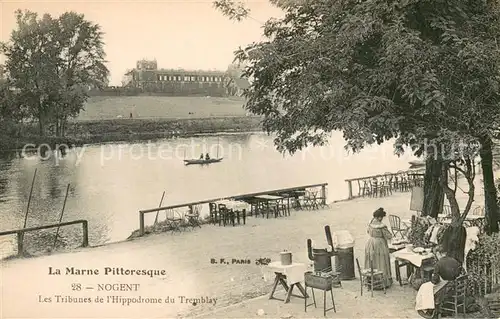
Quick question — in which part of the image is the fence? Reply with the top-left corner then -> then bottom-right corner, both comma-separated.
0,220 -> 89,256
138,183 -> 328,236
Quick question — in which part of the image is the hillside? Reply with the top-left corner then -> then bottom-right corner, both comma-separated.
75,96 -> 248,121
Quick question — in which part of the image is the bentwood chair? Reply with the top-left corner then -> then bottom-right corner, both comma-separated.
165,209 -> 184,234
356,258 -> 386,297
388,215 -> 409,239
185,204 -> 202,229
439,274 -> 468,318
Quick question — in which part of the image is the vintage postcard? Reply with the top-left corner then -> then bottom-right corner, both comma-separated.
0,0 -> 498,318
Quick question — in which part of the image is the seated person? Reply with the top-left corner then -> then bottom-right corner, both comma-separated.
431,246 -> 462,284
199,153 -> 204,159
205,153 -> 210,160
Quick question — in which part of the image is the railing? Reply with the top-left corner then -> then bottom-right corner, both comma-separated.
344,169 -> 424,199
138,183 -> 328,236
0,220 -> 89,256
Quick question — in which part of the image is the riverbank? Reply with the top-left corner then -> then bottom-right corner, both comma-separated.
1,188 -> 482,318
0,116 -> 262,151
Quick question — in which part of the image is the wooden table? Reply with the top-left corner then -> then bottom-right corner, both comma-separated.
267,262 -> 308,303
392,250 -> 435,287
254,195 -> 285,218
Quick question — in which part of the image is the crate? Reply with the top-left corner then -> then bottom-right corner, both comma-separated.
304,271 -> 335,290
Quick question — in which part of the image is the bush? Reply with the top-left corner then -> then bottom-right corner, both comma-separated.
467,232 -> 500,296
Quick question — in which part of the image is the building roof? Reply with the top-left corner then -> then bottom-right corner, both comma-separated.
154,68 -> 226,75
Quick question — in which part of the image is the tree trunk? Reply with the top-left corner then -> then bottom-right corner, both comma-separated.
441,164 -> 460,223
38,115 -> 45,136
55,117 -> 60,137
423,158 -> 444,218
479,136 -> 499,234
441,224 -> 467,264
61,118 -> 65,137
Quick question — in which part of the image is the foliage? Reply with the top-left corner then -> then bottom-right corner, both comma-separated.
213,0 -> 250,22
0,10 -> 109,137
222,0 -> 500,155
214,0 -> 500,232
408,217 -> 431,247
467,232 -> 500,296
407,217 -> 450,247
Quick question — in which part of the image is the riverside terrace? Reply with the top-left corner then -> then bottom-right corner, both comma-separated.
344,168 -> 425,200
135,168 -> 425,237
136,183 -> 329,237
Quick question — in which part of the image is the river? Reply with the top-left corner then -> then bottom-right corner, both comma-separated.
0,132 -> 417,258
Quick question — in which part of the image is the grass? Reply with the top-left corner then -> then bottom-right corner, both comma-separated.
0,96 -> 261,150
76,95 -> 248,121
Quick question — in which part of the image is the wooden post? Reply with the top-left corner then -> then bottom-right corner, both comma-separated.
17,232 -> 23,256
189,205 -> 193,214
139,212 -> 145,236
23,168 -> 37,228
53,183 -> 71,249
82,221 -> 89,247
321,185 -> 326,205
347,181 -> 353,199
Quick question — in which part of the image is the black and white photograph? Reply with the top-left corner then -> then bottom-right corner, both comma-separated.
0,0 -> 499,317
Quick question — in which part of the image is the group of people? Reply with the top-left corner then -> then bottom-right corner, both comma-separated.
199,153 -> 210,160
364,207 -> 462,290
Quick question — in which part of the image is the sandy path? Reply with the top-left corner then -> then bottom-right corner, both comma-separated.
1,187 -> 481,318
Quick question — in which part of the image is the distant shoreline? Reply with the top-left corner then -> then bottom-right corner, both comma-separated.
0,116 -> 263,152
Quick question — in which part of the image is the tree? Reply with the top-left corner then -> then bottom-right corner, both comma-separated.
214,0 -> 500,236
0,10 -> 109,137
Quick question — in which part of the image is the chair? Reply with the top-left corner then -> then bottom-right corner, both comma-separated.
358,179 -> 371,197
165,209 -> 184,233
388,215 -> 409,239
440,274 -> 468,317
472,206 -> 485,216
398,171 -> 409,192
370,179 -> 379,197
303,190 -> 319,210
355,258 -> 386,297
185,205 -> 202,229
208,202 -> 218,224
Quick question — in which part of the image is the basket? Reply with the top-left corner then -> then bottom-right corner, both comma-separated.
304,271 -> 334,290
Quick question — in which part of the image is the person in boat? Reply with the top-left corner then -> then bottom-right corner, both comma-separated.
365,207 -> 393,288
205,153 -> 210,160
200,153 -> 204,159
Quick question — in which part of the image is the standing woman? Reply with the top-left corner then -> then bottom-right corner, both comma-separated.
365,207 -> 393,288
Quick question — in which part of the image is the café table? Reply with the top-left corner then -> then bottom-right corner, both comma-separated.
267,261 -> 308,303
215,199 -> 249,211
214,199 -> 249,225
254,195 -> 285,218
392,249 -> 435,287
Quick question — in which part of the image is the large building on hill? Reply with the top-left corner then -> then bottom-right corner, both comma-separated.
124,59 -> 236,97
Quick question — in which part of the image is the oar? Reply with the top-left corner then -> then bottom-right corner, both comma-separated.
154,191 -> 166,225
52,183 -> 71,249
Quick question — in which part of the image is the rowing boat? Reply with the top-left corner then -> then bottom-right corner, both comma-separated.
409,160 -> 425,168
184,158 -> 223,165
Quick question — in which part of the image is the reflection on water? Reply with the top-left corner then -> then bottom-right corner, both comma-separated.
0,132 -> 417,257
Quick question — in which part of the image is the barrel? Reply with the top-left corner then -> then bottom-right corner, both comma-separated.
335,247 -> 355,280
311,248 -> 332,272
280,251 -> 292,265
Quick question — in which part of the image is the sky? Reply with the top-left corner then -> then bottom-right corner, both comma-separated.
0,0 -> 282,85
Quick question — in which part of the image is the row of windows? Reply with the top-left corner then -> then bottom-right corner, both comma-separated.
156,74 -> 223,82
